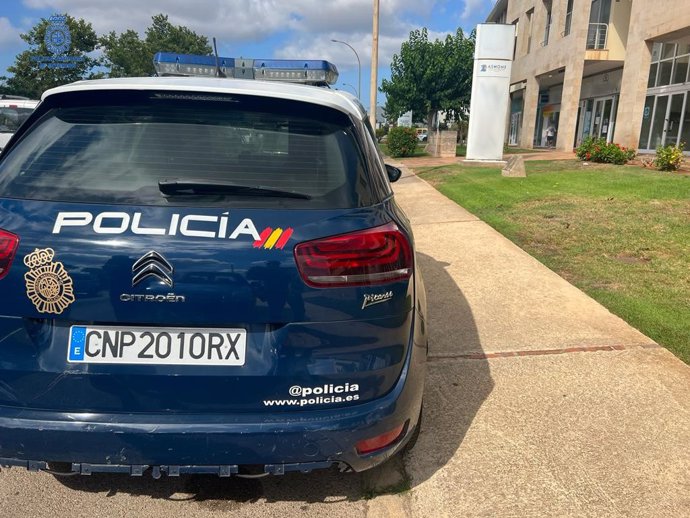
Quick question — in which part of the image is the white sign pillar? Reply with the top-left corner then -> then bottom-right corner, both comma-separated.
466,24 -> 515,161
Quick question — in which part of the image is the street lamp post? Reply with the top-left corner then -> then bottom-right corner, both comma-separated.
341,83 -> 358,96
370,0 -> 379,130
331,39 -> 361,100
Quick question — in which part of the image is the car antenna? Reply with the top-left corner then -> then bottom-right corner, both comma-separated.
213,37 -> 226,78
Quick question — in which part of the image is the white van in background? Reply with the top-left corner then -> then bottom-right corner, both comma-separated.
0,96 -> 39,151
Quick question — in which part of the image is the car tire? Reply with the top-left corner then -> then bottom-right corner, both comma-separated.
402,401 -> 423,454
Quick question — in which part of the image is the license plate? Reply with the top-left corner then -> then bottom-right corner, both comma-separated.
67,326 -> 246,366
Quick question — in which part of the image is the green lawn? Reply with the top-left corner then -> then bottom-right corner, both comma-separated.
418,160 -> 690,364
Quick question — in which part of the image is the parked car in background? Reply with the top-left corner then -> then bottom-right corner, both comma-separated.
0,97 -> 39,152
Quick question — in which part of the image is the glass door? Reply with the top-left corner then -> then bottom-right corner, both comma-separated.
640,92 -> 689,151
599,98 -> 613,142
648,95 -> 669,149
665,93 -> 685,146
581,99 -> 594,141
509,112 -> 521,146
638,96 -> 655,150
591,98 -> 614,139
591,100 -> 603,138
680,94 -> 690,150
579,96 -> 617,144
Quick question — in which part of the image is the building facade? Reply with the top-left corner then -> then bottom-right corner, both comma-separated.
487,0 -> 690,153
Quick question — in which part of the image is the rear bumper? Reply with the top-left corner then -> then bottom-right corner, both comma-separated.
0,314 -> 426,475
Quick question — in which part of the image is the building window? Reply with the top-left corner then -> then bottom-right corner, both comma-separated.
661,42 -> 676,60
587,0 -> 611,50
673,54 -> 689,85
543,1 -> 552,46
647,63 -> 658,88
527,10 -> 534,54
641,37 -> 690,152
513,19 -> 519,60
496,9 -> 507,24
564,0 -> 574,36
648,41 -> 690,88
657,59 -> 673,87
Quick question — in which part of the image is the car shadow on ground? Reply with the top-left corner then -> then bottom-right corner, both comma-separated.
53,252 -> 493,506
402,252 -> 493,487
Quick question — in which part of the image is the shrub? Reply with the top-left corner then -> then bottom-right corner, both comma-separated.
654,142 -> 685,171
375,126 -> 388,143
575,137 -> 636,165
386,126 -> 419,157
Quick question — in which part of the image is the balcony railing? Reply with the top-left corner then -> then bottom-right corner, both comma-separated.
587,23 -> 608,50
563,11 -> 573,37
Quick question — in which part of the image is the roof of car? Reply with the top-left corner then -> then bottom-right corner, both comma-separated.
42,77 -> 367,121
0,99 -> 39,108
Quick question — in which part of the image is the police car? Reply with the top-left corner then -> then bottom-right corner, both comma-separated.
0,53 -> 427,477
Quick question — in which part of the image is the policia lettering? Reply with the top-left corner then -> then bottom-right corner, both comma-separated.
53,212 -> 260,240
24,248 -> 75,314
53,212 -> 294,250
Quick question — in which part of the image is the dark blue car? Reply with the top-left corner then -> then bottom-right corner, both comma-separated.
0,57 -> 427,477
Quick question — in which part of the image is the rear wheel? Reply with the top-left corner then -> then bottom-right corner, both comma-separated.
403,401 -> 423,454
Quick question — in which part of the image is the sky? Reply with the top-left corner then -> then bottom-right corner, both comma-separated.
0,0 -> 495,109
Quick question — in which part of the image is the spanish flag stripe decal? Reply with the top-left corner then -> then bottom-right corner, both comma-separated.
274,228 -> 294,249
264,228 -> 284,249
254,227 -> 273,248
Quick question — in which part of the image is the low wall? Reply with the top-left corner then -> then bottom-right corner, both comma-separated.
427,131 -> 458,158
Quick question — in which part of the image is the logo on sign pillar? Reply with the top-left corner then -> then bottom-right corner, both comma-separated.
44,15 -> 72,56
32,14 -> 85,69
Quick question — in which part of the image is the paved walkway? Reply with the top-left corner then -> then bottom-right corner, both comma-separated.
397,149 -> 576,169
0,163 -> 688,518
383,163 -> 690,518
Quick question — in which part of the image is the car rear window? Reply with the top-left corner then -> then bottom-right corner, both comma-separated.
0,90 -> 374,208
0,106 -> 34,133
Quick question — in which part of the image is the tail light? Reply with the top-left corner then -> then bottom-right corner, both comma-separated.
0,229 -> 19,280
294,222 -> 412,288
356,423 -> 406,455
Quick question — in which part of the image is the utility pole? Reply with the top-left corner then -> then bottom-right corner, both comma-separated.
369,0 -> 379,129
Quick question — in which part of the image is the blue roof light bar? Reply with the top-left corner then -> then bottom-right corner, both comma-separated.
153,52 -> 234,78
153,52 -> 338,85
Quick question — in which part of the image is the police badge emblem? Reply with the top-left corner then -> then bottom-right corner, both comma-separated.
24,248 -> 75,314
44,15 -> 71,56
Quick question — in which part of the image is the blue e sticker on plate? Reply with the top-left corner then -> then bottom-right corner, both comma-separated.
68,326 -> 86,361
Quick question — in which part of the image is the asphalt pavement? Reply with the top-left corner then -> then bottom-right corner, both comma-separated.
0,162 -> 688,517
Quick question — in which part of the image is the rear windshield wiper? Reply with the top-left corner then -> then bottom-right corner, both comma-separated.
158,179 -> 311,199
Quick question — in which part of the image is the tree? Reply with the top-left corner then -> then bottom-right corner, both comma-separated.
99,29 -> 150,78
100,14 -> 212,78
380,28 -> 475,131
2,15 -> 101,99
